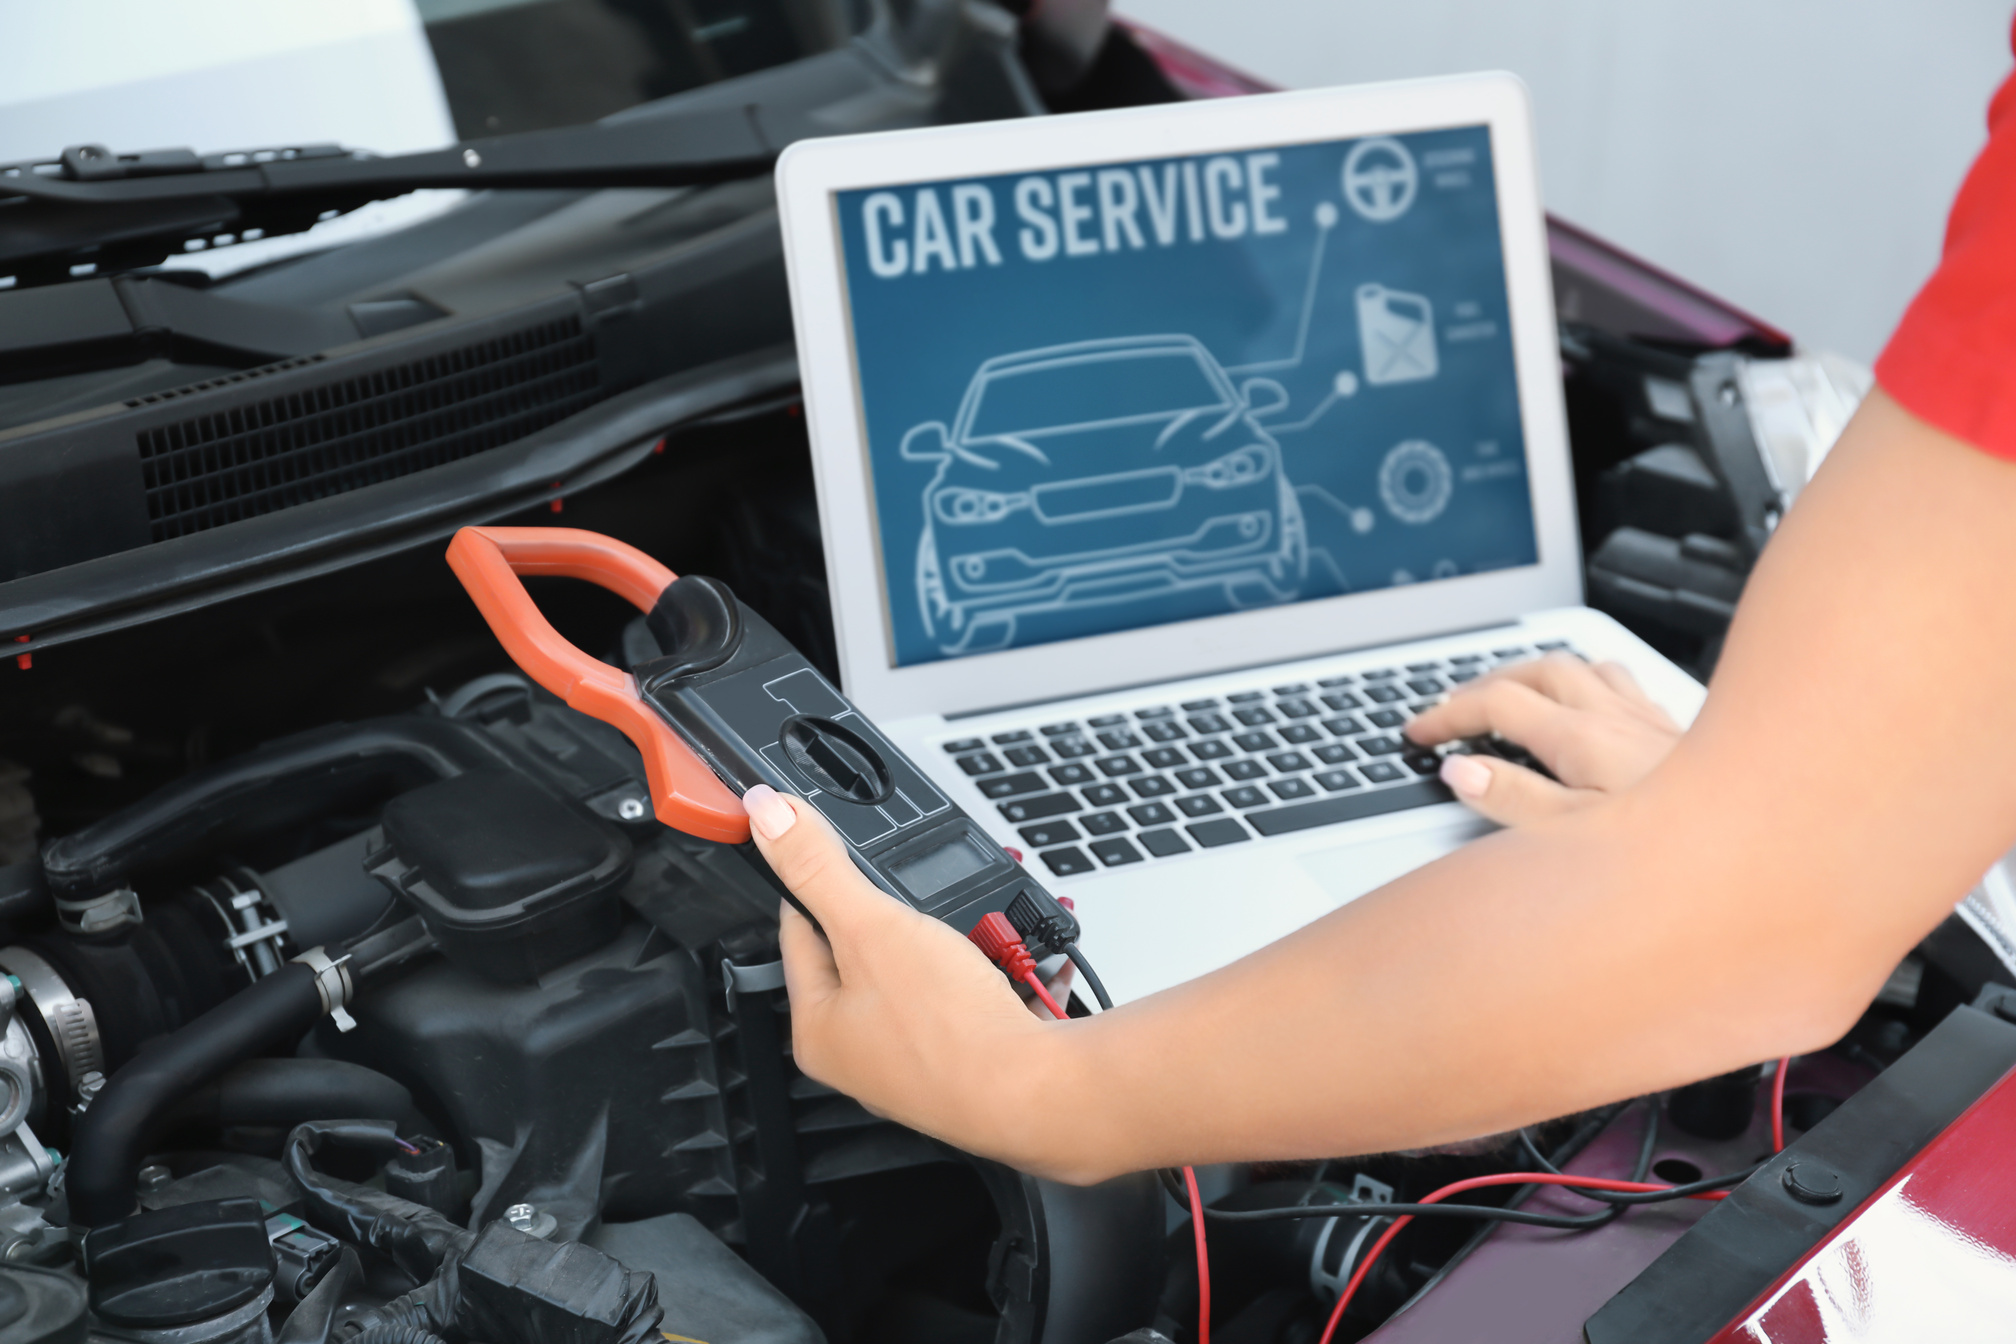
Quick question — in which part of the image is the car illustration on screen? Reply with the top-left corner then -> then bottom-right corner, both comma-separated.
901,335 -> 1308,655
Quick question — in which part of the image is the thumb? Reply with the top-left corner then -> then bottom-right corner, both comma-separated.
1438,752 -> 1596,828
743,784 -> 906,941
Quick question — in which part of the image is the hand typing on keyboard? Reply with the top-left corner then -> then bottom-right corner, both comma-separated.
1404,652 -> 1683,828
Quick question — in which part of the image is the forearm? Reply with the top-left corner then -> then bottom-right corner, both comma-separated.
1043,389 -> 2016,1183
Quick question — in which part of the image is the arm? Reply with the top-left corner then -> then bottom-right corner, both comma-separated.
758,388 -> 2016,1183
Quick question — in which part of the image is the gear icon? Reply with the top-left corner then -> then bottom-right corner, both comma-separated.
1378,440 -> 1453,525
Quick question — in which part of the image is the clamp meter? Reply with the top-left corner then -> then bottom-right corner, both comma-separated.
446,526 -> 1080,950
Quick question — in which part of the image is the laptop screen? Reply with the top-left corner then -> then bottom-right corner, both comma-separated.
834,124 -> 1538,669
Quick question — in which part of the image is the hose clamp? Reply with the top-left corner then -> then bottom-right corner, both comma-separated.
290,947 -> 356,1033
0,948 -> 102,1102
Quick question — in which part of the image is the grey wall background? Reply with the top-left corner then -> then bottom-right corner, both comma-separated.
1115,0 -> 2015,363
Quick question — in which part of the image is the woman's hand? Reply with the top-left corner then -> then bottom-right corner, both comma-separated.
742,784 -> 1073,1171
1404,653 -> 1683,827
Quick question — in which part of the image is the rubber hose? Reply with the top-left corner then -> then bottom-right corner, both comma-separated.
41,716 -> 518,900
165,1058 -> 419,1137
67,961 -> 326,1228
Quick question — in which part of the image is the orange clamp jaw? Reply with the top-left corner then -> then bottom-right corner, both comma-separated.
444,526 -> 751,844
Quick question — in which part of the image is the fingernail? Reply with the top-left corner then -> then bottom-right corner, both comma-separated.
1441,753 -> 1491,798
743,784 -> 797,840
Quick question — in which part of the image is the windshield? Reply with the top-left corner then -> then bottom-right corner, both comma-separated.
966,349 -> 1229,440
418,0 -> 869,138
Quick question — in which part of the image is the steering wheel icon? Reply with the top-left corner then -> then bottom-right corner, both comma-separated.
1342,137 -> 1418,223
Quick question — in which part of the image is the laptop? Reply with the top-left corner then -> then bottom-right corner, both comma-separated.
776,74 -> 1705,1005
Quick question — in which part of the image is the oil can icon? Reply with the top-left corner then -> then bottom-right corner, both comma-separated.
1356,283 -> 1438,386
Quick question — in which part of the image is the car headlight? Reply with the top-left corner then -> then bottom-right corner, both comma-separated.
1184,445 -> 1272,489
932,487 -> 1028,524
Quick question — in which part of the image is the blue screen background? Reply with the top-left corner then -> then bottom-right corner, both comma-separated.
836,124 -> 1538,668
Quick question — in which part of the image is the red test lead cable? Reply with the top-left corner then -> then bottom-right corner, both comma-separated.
1315,1172 -> 1730,1344
968,913 -> 1069,1021
1771,1055 -> 1792,1153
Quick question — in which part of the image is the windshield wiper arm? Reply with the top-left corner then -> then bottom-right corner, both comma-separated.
0,107 -> 780,282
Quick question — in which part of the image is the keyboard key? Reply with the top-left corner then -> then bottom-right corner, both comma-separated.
1083,783 -> 1129,807
1273,683 -> 1309,695
1409,702 -> 1440,716
944,738 -> 985,753
957,752 -> 1004,775
1188,713 -> 1232,735
1358,735 -> 1405,756
1224,759 -> 1267,781
1137,828 -> 1191,857
1227,691 -> 1266,703
1493,647 -> 1530,659
979,771 -> 1047,798
1223,786 -> 1269,808
992,730 -> 1033,744
1142,748 -> 1186,769
1404,751 -> 1442,776
1181,698 -> 1220,711
1405,661 -> 1442,673
1089,838 -> 1143,867
1450,654 -> 1485,665
1175,767 -> 1222,789
1367,709 -> 1407,729
1233,707 -> 1277,726
1004,745 -> 1051,767
1143,722 -> 1188,743
1000,793 -> 1082,823
1313,743 -> 1356,764
1053,738 -> 1097,758
1018,820 -> 1081,847
1317,674 -> 1357,687
1190,740 -> 1234,761
1322,717 -> 1366,737
1360,761 -> 1405,783
1081,810 -> 1129,835
1175,794 -> 1223,817
1097,729 -> 1143,751
1245,778 -> 1454,836
1096,755 -> 1142,776
1266,752 -> 1312,773
1233,731 -> 1277,753
1314,768 -> 1361,791
1040,846 -> 1095,876
1407,677 -> 1447,696
1535,639 -> 1570,651
1135,706 -> 1175,719
1321,692 -> 1363,711
1088,713 -> 1129,727
1363,668 -> 1398,680
1277,699 -> 1319,718
1050,763 -> 1095,786
1128,802 -> 1177,826
1130,775 -> 1176,798
1040,722 -> 1080,736
1449,669 -> 1482,683
1188,818 -> 1252,847
1365,685 -> 1406,704
1269,777 -> 1315,800
1279,724 -> 1321,744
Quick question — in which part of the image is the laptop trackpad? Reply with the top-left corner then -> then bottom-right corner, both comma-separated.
1296,816 -> 1495,905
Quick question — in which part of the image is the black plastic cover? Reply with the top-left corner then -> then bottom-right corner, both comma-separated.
81,1197 -> 274,1328
453,1221 -> 663,1344
370,772 -> 630,983
0,1267 -> 85,1344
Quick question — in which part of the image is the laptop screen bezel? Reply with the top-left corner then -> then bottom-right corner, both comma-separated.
778,73 -> 1580,722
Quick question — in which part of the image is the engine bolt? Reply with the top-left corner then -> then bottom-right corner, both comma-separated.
617,797 -> 648,821
503,1202 -> 556,1238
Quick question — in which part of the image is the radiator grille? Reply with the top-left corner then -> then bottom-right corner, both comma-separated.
137,317 -> 603,541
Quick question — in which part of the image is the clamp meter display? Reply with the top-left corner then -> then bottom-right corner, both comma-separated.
445,526 -> 1080,949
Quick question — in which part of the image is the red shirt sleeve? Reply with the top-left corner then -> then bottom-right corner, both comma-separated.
1875,20 -> 2016,459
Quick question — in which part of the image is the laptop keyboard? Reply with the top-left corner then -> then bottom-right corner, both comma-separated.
940,640 -> 1572,878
